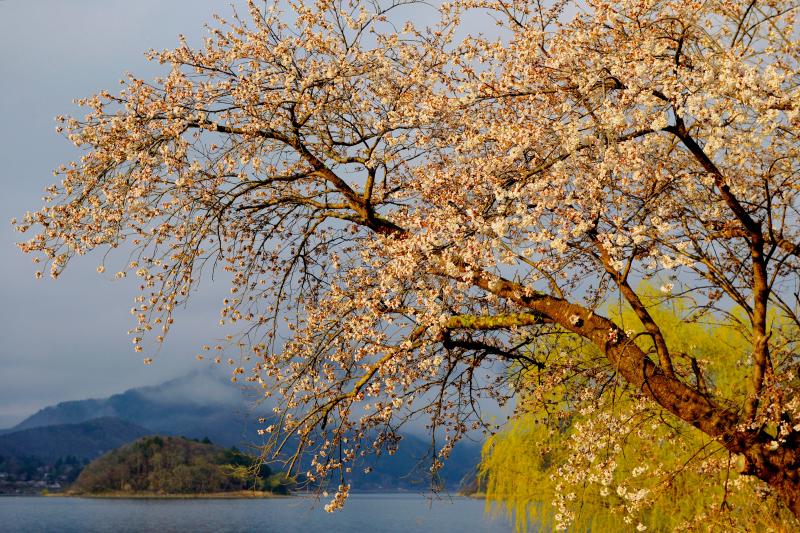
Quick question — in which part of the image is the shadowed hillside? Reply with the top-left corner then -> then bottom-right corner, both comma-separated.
0,417 -> 149,461
8,367 -> 261,447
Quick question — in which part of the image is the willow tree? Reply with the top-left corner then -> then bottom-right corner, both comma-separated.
481,294 -> 800,530
15,0 -> 800,523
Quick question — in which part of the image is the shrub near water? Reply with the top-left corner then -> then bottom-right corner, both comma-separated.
71,436 -> 290,494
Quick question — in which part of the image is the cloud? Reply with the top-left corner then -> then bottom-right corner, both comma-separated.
0,0 -> 248,427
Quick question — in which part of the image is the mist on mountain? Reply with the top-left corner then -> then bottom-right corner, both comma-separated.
0,365 -> 480,491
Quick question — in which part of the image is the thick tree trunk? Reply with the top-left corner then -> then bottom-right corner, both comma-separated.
779,484 -> 800,519
465,269 -> 800,519
773,476 -> 800,519
742,441 -> 800,519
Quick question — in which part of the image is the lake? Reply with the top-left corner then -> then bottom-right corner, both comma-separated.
0,493 -> 513,532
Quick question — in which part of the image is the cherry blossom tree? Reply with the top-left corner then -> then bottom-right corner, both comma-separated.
15,0 -> 800,522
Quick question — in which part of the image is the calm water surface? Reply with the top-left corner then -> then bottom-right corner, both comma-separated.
0,493 -> 513,532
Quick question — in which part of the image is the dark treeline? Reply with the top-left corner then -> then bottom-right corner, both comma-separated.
0,454 -> 87,494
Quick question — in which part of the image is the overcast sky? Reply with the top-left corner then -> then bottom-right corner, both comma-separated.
0,0 -> 259,427
0,0 -> 500,430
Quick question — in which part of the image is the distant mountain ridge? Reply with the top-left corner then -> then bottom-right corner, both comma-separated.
0,417 -> 150,461
6,367 -> 263,448
0,366 -> 481,490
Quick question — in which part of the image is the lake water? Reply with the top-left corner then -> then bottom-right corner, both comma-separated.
0,493 -> 513,532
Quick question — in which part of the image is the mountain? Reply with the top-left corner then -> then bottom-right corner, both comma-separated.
1,366 -> 481,490
343,432 -> 482,491
8,366 -> 265,448
0,417 -> 149,461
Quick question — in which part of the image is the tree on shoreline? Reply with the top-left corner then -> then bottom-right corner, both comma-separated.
16,0 -> 800,525
480,293 -> 799,530
71,435 -> 291,494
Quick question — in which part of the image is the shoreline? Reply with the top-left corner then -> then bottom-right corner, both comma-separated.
45,490 -> 289,500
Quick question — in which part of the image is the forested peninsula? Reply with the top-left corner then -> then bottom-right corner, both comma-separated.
68,436 -> 291,497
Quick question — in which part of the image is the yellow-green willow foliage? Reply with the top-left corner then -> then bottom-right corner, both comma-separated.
480,291 -> 800,532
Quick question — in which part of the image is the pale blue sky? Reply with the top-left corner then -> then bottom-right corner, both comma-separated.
0,0 -> 255,427
0,0 -> 498,429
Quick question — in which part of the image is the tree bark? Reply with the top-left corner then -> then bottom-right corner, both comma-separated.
462,267 -> 800,518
